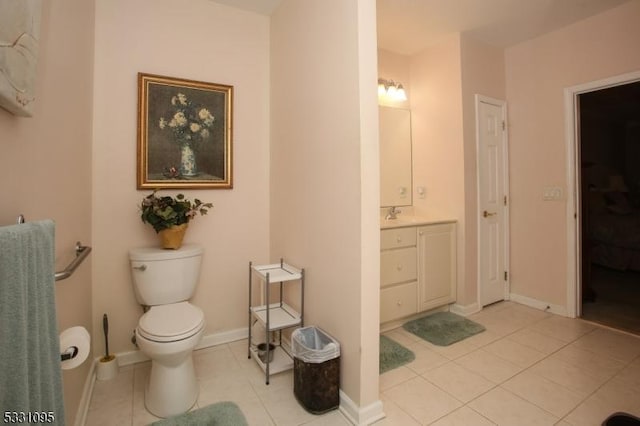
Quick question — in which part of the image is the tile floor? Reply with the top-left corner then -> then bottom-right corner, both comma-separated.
86,302 -> 640,425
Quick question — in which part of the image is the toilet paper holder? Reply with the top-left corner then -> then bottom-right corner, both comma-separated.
60,346 -> 79,362
59,326 -> 91,370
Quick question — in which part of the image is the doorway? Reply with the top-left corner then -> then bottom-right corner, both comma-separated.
566,71 -> 640,335
476,95 -> 510,307
579,81 -> 640,335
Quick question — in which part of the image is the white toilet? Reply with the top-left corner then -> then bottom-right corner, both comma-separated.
129,244 -> 205,418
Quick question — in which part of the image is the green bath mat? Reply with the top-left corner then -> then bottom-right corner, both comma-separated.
379,335 -> 415,374
151,401 -> 248,426
403,311 -> 485,346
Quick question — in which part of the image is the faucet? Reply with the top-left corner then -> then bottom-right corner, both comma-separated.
385,206 -> 401,220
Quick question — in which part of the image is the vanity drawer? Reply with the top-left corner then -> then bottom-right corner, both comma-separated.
381,282 -> 418,323
381,227 -> 416,250
381,247 -> 417,286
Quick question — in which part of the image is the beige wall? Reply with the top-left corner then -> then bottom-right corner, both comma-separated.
460,35 -> 506,306
357,0 -> 383,411
409,34 -> 467,302
270,0 -> 380,411
0,0 -> 95,423
505,0 -> 640,307
92,0 -> 270,355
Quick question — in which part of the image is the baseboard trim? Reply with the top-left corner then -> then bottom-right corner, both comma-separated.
339,391 -> 385,425
114,326 -> 249,368
450,302 -> 481,316
114,347 -> 149,367
198,327 -> 248,350
73,358 -> 96,426
509,293 -> 568,317
380,305 -> 450,333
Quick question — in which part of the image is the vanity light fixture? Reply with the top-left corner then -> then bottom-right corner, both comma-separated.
378,78 -> 407,101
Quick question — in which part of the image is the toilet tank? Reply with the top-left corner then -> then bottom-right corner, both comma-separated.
129,244 -> 203,306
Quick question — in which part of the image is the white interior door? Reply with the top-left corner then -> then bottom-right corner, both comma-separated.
476,96 -> 509,307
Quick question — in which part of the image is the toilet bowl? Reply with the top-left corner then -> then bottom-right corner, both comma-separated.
129,245 -> 205,418
136,301 -> 205,418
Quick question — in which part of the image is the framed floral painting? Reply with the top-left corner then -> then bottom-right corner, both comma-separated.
0,0 -> 42,116
137,73 -> 233,189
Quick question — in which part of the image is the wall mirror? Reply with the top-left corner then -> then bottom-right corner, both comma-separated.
380,106 -> 412,207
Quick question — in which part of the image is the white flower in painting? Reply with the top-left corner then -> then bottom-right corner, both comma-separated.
173,112 -> 187,127
160,93 -> 215,145
198,108 -> 215,126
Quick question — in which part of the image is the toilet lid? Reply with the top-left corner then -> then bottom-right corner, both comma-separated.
138,302 -> 204,342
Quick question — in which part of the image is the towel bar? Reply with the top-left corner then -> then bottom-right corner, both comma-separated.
55,242 -> 92,282
16,214 -> 92,282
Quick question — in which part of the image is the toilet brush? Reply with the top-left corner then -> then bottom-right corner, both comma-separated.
102,313 -> 111,360
97,313 -> 118,380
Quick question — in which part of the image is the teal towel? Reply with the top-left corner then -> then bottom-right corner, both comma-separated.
0,220 -> 65,425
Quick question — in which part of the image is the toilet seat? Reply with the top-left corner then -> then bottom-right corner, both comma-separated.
138,301 -> 204,343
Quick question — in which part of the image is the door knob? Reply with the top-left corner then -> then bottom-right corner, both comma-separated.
483,210 -> 496,218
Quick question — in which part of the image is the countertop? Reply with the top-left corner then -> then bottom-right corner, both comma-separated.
380,215 -> 456,229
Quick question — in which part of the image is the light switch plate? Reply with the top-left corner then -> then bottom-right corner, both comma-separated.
543,186 -> 563,201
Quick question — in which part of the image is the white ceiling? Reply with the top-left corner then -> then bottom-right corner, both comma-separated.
377,0 -> 631,55
210,0 -> 630,55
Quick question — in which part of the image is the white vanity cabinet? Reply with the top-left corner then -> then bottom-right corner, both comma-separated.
380,220 -> 457,324
380,228 -> 418,323
417,223 -> 457,312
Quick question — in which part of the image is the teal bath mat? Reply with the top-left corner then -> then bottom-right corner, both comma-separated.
379,335 -> 415,374
151,401 -> 248,426
403,311 -> 485,346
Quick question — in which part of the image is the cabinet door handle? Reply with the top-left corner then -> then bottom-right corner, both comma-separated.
396,264 -> 403,271
396,301 -> 403,306
133,264 -> 147,272
396,236 -> 402,243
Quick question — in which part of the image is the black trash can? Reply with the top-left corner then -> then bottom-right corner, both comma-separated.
291,326 -> 340,414
602,412 -> 640,426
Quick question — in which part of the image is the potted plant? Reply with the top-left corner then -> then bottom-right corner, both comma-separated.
140,190 -> 213,249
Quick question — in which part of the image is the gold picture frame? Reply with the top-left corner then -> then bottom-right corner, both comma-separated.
137,73 -> 233,189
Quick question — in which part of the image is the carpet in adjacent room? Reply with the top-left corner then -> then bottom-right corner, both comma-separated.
379,335 -> 415,374
151,401 -> 248,426
403,311 -> 485,346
